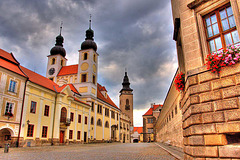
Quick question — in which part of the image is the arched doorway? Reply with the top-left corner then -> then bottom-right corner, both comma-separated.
133,139 -> 139,143
0,128 -> 13,147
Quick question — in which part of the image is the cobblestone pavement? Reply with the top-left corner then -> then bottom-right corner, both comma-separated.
0,143 -> 176,160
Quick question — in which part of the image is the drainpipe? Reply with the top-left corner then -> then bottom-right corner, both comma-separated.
16,79 -> 28,147
51,87 -> 58,145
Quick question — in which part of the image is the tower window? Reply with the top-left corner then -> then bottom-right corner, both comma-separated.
84,53 -> 88,60
52,58 -> 55,65
92,75 -> 96,84
49,78 -> 54,81
125,99 -> 130,110
93,54 -> 96,62
61,60 -> 63,66
81,74 -> 87,82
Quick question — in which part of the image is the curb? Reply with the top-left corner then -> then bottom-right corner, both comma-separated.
154,143 -> 183,160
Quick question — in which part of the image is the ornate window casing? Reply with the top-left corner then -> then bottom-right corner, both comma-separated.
194,0 -> 240,63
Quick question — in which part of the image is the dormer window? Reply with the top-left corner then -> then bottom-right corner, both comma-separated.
84,53 -> 88,60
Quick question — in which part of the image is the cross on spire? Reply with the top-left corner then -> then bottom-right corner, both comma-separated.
89,14 -> 92,29
60,21 -> 63,35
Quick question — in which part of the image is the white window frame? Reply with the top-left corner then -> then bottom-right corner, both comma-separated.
8,79 -> 17,93
5,102 -> 14,115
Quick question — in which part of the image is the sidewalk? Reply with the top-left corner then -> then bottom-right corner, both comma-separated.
155,142 -> 184,160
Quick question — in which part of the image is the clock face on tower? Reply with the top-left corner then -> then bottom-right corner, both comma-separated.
49,68 -> 55,75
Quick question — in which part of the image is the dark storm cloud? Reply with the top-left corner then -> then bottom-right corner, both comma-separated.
0,0 -> 178,125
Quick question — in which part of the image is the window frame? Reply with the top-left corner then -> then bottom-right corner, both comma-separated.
42,126 -> 48,138
5,102 -> 14,115
78,114 -> 81,123
27,124 -> 34,137
70,112 -> 74,122
77,131 -> 81,140
69,130 -> 73,139
30,101 -> 37,114
44,105 -> 49,117
81,74 -> 87,82
8,79 -> 17,93
85,116 -> 88,125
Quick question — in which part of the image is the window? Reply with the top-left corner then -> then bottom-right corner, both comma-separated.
97,104 -> 102,114
5,102 -> 13,115
148,128 -> 153,133
44,105 -> 49,116
52,58 -> 55,65
30,101 -> 36,113
105,121 -> 109,128
77,131 -> 81,140
125,99 -> 130,110
84,53 -> 88,60
172,111 -> 174,118
81,74 -> 87,82
27,124 -> 34,137
127,124 -> 129,130
105,108 -> 109,117
42,126 -> 48,138
78,114 -> 81,123
148,118 -> 153,123
91,102 -> 94,112
9,80 -> 17,92
117,113 -> 118,120
175,106 -> 178,115
92,75 -> 96,84
97,119 -> 102,126
69,130 -> 73,139
204,5 -> 240,53
61,60 -> 63,66
49,77 -> 54,81
111,111 -> 115,119
85,116 -> 87,125
93,54 -> 96,62
70,112 -> 74,122
123,123 -> 125,129
91,117 -> 94,125
60,107 -> 67,122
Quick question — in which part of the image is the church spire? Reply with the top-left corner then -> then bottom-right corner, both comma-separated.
120,71 -> 133,93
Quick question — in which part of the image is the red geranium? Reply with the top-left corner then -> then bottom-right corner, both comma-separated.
174,72 -> 185,91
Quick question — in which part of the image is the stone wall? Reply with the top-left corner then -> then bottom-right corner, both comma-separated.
181,64 -> 240,159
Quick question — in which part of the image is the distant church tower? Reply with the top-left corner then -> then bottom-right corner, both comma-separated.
46,23 -> 67,82
75,17 -> 98,97
119,72 -> 133,130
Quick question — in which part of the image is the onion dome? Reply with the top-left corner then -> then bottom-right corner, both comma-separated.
81,16 -> 97,51
50,34 -> 66,57
120,72 -> 133,93
50,23 -> 66,57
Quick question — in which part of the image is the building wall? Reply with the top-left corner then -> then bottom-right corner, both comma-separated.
171,0 -> 240,158
0,68 -> 27,147
155,74 -> 183,148
120,113 -> 131,143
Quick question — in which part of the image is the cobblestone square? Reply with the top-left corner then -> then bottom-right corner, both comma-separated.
0,143 -> 176,160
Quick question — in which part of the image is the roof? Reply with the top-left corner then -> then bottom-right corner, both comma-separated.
20,66 -> 58,92
143,104 -> 162,116
134,127 -> 143,134
57,64 -> 78,76
97,83 -> 118,109
57,84 -> 80,95
0,49 -> 27,77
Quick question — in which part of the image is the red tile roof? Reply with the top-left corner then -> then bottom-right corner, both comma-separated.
57,84 -> 79,95
143,104 -> 162,116
134,127 -> 143,134
57,64 -> 78,76
0,49 -> 19,64
0,49 -> 27,77
97,83 -> 118,109
20,66 -> 58,92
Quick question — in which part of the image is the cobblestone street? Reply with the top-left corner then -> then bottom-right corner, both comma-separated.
0,143 -> 176,160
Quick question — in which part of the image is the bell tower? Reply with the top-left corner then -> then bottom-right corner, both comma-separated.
76,16 -> 98,97
119,71 -> 133,130
46,23 -> 67,82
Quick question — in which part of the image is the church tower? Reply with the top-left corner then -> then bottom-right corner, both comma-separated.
76,17 -> 98,97
119,72 -> 133,130
46,24 -> 67,82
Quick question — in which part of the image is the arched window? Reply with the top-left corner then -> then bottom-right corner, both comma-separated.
60,107 -> 67,122
97,119 -> 102,126
52,58 -> 55,65
105,121 -> 109,128
125,99 -> 130,110
93,54 -> 96,62
91,117 -> 94,125
84,53 -> 88,60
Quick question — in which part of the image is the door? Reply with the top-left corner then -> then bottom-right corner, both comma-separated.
84,132 -> 87,143
60,131 -> 64,143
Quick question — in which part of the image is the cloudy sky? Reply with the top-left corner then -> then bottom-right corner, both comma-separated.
0,0 -> 178,126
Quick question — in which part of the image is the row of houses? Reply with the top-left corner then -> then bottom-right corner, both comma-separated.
0,24 -> 133,147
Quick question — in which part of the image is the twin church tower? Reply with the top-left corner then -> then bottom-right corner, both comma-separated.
46,20 -> 134,131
